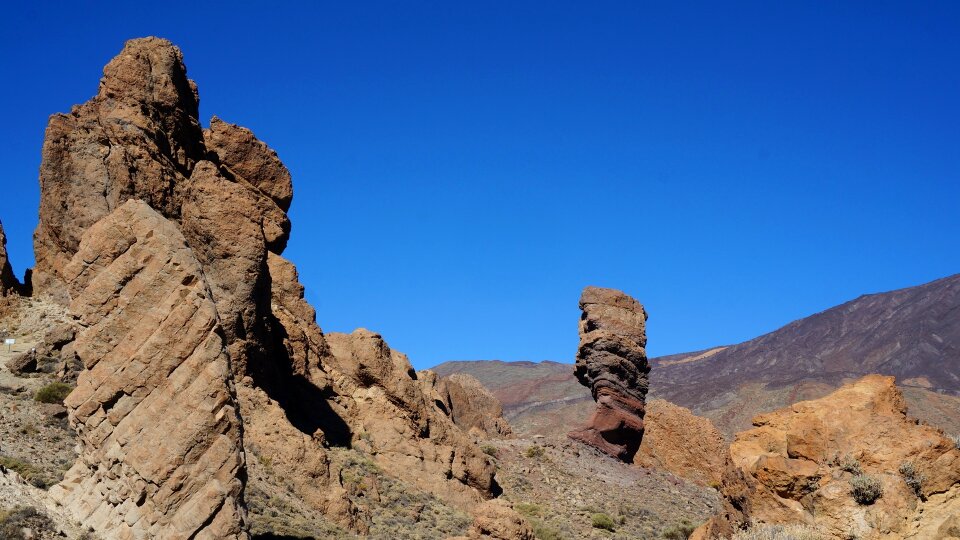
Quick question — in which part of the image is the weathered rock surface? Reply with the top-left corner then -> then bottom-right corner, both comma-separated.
569,286 -> 649,462
463,500 -> 536,540
436,373 -> 513,438
636,399 -> 729,486
49,200 -> 248,539
697,375 -> 960,539
31,36 -> 504,537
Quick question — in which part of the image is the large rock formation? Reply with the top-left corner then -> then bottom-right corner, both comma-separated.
32,37 -> 500,537
695,375 -> 960,539
568,286 -> 649,462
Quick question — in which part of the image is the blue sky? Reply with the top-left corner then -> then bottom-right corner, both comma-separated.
1,2 -> 958,369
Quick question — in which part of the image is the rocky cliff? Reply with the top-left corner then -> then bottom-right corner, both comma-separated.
568,286 -> 649,462
27,37 -> 511,539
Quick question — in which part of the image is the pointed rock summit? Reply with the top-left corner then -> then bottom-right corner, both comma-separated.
569,286 -> 650,461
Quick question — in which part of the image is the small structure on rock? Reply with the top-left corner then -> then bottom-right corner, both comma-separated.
568,286 -> 650,462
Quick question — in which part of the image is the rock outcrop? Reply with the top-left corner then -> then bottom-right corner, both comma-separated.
32,36 -> 500,537
1,220 -> 21,296
569,286 -> 649,462
436,373 -> 513,438
636,399 -> 729,486
696,375 -> 960,539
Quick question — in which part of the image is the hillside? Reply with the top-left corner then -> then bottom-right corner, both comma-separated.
435,273 -> 960,437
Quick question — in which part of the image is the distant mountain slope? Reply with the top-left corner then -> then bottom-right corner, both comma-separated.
433,273 -> 960,438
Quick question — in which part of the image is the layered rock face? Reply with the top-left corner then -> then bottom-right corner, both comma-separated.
569,286 -> 649,462
34,37 -> 500,537
696,375 -> 960,539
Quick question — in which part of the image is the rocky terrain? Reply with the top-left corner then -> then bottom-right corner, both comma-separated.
435,273 -> 960,439
696,375 -> 960,539
0,37 -> 730,540
569,287 -> 650,462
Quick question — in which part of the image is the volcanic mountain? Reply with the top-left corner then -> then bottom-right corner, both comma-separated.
435,273 -> 960,438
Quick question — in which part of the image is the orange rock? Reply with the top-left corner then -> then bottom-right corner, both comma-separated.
635,399 -> 729,486
698,375 -> 960,539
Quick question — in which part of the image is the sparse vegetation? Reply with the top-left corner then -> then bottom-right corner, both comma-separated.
0,455 -> 52,488
591,512 -> 615,531
515,502 -> 544,518
34,381 -> 72,404
481,444 -> 498,457
849,473 -> 883,505
838,455 -> 863,475
951,434 -> 960,450
525,445 -> 545,459
731,523 -> 824,540
899,461 -> 925,498
662,519 -> 696,539
0,506 -> 57,539
533,523 -> 562,540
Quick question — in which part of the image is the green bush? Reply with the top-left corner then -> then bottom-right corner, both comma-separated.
34,382 -> 72,404
899,462 -> 925,498
481,444 -> 498,457
662,519 -> 696,539
591,512 -> 615,531
849,473 -> 883,505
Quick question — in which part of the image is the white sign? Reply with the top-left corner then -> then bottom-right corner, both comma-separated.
3,339 -> 14,345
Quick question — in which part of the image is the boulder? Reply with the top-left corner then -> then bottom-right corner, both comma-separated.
569,286 -> 649,462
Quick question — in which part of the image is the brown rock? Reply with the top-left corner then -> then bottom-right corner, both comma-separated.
436,373 -> 513,439
697,375 -> 960,539
205,117 -> 293,211
6,351 -> 38,374
569,286 -> 649,462
635,399 -> 728,486
33,38 -> 206,303
326,330 -> 499,508
48,200 -> 248,539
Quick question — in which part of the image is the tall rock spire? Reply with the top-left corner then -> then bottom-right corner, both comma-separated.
568,286 -> 650,462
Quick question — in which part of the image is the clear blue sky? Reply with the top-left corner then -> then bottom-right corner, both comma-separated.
1,2 -> 958,369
